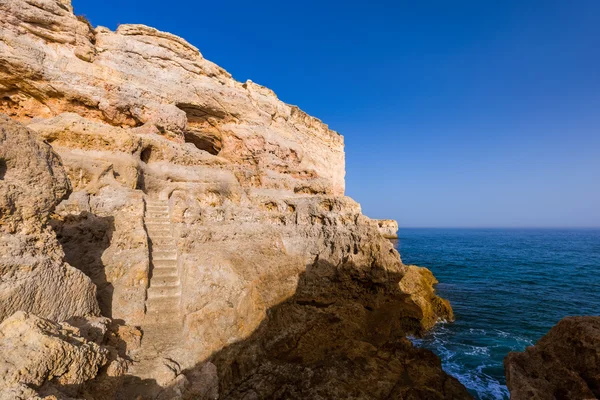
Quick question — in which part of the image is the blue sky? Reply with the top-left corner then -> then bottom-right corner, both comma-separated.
75,0 -> 600,227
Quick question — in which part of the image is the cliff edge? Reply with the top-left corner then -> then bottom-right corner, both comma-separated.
0,0 -> 469,398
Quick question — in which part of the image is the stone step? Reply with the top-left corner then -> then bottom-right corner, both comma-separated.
152,266 -> 178,278
153,258 -> 177,267
146,227 -> 171,235
152,251 -> 177,260
150,237 -> 176,245
143,311 -> 181,326
151,246 -> 177,254
146,222 -> 170,229
150,275 -> 180,287
146,204 -> 168,209
146,213 -> 169,219
145,200 -> 168,205
148,230 -> 173,238
145,220 -> 170,225
146,208 -> 169,213
148,285 -> 181,299
146,211 -> 168,216
150,241 -> 176,249
146,296 -> 180,312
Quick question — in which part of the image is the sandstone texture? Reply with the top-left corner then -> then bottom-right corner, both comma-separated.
375,218 -> 399,239
0,115 -> 99,322
0,311 -> 138,400
0,0 -> 469,398
505,316 -> 600,400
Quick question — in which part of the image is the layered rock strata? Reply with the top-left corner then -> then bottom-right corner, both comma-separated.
505,316 -> 600,400
0,0 -> 469,398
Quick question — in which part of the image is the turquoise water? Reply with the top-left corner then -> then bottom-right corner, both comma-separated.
395,228 -> 600,399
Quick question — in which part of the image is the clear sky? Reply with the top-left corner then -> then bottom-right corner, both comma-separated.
75,0 -> 600,227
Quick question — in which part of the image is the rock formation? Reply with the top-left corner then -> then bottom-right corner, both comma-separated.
0,115 -> 99,322
505,316 -> 600,400
0,0 -> 471,398
375,219 -> 399,239
0,311 -> 140,399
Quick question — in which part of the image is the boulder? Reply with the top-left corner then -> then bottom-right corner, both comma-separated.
0,114 -> 71,233
0,311 -> 109,394
505,316 -> 600,400
0,116 -> 100,322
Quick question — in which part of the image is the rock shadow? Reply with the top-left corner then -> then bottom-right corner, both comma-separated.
51,212 -> 115,317
70,258 -> 470,399
0,158 -> 6,179
173,259 -> 472,399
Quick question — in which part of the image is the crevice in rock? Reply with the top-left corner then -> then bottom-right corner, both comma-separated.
176,103 -> 224,155
141,147 -> 153,164
0,159 -> 6,180
183,130 -> 221,155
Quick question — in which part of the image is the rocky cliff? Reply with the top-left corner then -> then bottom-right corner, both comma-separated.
505,316 -> 600,400
0,0 -> 470,398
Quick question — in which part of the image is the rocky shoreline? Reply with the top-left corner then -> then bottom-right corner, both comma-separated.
0,1 -> 596,399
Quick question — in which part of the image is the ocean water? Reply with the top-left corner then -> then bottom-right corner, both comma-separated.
394,228 -> 600,399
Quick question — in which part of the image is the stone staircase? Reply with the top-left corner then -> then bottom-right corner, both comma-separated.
144,199 -> 181,323
126,199 -> 184,384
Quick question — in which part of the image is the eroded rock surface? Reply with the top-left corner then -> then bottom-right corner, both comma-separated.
0,311 -> 141,399
0,311 -> 107,397
374,219 -> 399,239
194,259 -> 468,399
505,316 -> 600,400
0,115 -> 99,322
0,0 -> 468,398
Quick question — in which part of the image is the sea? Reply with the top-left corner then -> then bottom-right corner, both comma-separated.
394,228 -> 600,400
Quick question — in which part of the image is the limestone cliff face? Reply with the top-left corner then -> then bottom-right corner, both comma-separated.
0,0 -> 468,398
0,0 -> 344,196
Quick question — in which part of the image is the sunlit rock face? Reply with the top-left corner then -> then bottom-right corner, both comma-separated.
0,115 -> 100,323
0,1 -> 467,398
374,218 -> 399,239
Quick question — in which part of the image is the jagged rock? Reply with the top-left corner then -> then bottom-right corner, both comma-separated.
0,114 -> 71,233
400,265 -> 454,330
191,259 -> 470,400
505,316 -> 600,400
0,384 -> 55,400
0,311 -> 109,395
374,218 -> 399,239
0,311 -> 140,400
0,116 -> 100,322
